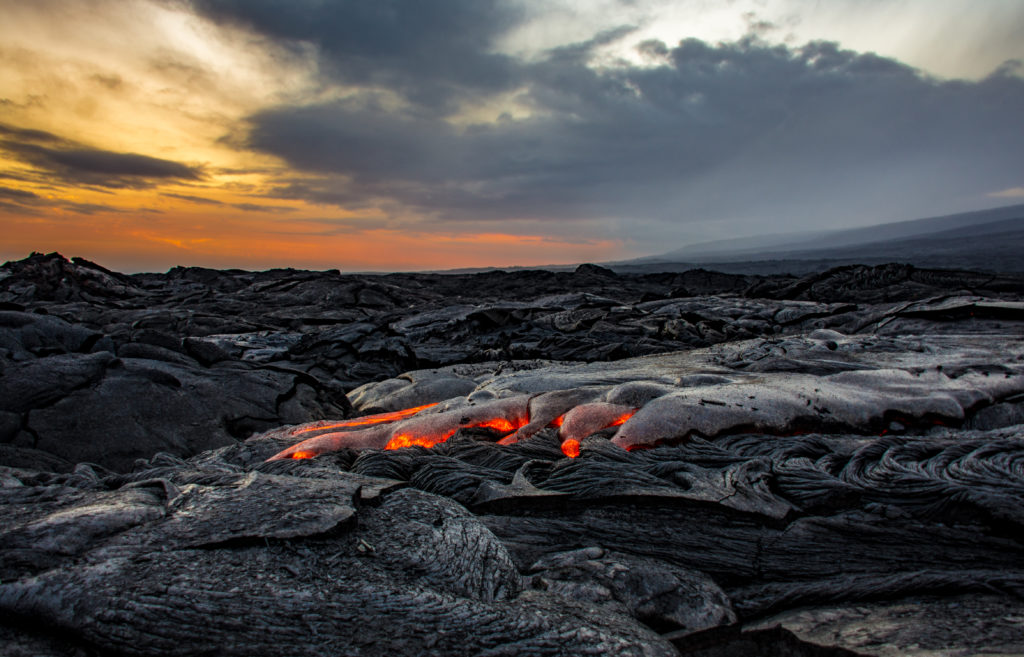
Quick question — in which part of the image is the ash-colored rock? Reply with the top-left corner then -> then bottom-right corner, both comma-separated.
747,594 -> 1024,657
529,547 -> 737,635
0,462 -> 676,657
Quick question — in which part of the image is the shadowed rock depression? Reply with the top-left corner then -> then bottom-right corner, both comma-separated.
2,252 -> 1024,656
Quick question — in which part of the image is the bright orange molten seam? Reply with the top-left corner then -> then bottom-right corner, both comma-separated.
285,402 -> 617,459
383,416 -> 529,451
294,403 -> 439,434
385,429 -> 457,450
472,417 -> 523,434
610,410 -> 636,426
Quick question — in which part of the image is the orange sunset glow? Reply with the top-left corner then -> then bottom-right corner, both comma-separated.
0,118 -> 622,272
2,210 -> 621,272
0,0 -> 629,272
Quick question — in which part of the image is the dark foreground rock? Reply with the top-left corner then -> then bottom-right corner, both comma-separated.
2,418 -> 1022,655
2,335 -> 1023,653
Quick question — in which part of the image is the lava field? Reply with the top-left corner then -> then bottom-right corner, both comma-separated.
2,252 -> 1023,656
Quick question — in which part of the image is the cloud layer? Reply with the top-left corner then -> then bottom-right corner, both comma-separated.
190,0 -> 1024,246
0,124 -> 203,190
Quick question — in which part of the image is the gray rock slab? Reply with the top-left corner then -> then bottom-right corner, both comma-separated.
747,594 -> 1024,657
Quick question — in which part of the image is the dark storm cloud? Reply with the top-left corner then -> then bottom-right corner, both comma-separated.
191,0 -> 1024,237
0,183 -> 127,216
189,0 -> 523,112
165,191 -> 294,213
242,36 -> 1023,227
0,123 -> 204,189
230,202 -> 295,213
0,124 -> 66,145
59,201 -> 135,215
0,186 -> 41,201
5,144 -> 204,188
164,193 -> 226,205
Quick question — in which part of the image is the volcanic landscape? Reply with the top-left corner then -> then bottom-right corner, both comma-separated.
2,251 -> 1024,656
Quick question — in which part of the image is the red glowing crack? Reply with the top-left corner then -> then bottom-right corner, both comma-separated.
291,403 -> 439,435
269,396 -> 532,461
267,396 -> 634,462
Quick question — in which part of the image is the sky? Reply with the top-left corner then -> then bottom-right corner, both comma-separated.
1,0 -> 1023,272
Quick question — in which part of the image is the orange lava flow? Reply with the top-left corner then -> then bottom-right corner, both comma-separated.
385,430 -> 457,450
383,415 -> 528,451
293,403 -> 439,434
472,417 -> 526,434
561,439 -> 581,458
277,398 -> 617,461
609,410 -> 636,426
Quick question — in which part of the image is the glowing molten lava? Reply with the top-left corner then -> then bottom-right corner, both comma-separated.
381,416 -> 528,450
268,396 -> 630,462
385,430 -> 456,450
558,404 -> 637,443
293,403 -> 439,434
609,411 -> 634,426
473,417 -> 522,434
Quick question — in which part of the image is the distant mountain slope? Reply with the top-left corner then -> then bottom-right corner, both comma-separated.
789,221 -> 1024,272
642,203 -> 1024,264
616,203 -> 1024,274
